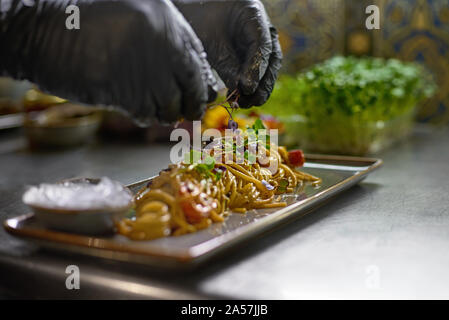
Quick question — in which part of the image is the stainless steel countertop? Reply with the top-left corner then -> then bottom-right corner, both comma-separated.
0,126 -> 448,299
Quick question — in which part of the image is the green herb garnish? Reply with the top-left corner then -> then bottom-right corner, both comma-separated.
252,119 -> 266,134
278,178 -> 289,192
183,150 -> 221,181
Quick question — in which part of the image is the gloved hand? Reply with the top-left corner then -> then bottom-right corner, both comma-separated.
0,0 -> 217,125
172,0 -> 282,108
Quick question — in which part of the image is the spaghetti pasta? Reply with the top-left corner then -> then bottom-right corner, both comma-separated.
117,140 -> 321,241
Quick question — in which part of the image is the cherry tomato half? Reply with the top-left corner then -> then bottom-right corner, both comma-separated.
288,149 -> 305,167
178,182 -> 216,224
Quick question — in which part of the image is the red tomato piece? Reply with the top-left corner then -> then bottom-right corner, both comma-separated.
180,199 -> 209,224
288,149 -> 305,167
178,182 -> 212,224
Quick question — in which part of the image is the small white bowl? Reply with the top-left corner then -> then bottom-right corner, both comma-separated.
23,178 -> 133,235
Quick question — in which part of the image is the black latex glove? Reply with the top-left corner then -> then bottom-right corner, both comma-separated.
0,0 -> 217,125
172,0 -> 282,108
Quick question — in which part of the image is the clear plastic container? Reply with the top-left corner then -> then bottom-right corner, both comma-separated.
279,108 -> 416,156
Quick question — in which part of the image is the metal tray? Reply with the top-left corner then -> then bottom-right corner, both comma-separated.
4,155 -> 382,268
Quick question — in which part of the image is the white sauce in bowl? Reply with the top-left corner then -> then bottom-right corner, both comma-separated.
23,177 -> 133,211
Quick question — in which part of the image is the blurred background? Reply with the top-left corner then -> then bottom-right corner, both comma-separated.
0,0 -> 448,155
264,0 -> 448,124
